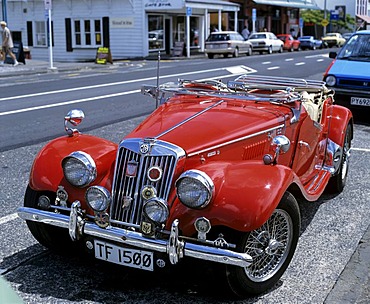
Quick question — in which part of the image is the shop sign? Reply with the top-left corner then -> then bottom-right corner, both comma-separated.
111,17 -> 134,28
144,0 -> 184,10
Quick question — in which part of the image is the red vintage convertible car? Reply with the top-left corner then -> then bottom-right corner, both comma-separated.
18,74 -> 352,297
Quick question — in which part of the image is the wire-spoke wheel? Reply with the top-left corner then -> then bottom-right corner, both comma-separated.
226,192 -> 300,297
327,123 -> 352,193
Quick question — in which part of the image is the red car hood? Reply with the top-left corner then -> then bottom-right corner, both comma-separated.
125,95 -> 289,155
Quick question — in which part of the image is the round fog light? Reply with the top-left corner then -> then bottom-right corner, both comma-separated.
143,198 -> 169,223
86,186 -> 111,212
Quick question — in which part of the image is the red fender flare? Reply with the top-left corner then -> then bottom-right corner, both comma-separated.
29,134 -> 117,206
169,160 -> 299,234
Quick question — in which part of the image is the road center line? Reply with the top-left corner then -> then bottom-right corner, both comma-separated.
0,66 -> 247,102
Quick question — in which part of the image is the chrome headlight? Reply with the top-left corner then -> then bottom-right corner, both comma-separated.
62,151 -> 96,187
86,186 -> 111,212
143,198 -> 169,223
325,75 -> 336,87
176,170 -> 214,209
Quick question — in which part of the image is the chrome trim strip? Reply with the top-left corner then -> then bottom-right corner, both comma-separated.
18,207 -> 252,268
188,124 -> 285,157
155,99 -> 225,139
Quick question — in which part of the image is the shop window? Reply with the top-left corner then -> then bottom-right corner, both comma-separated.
148,15 -> 164,50
72,18 -> 102,48
173,16 -> 200,48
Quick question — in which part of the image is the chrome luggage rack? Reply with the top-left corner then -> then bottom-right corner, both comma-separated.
141,74 -> 330,106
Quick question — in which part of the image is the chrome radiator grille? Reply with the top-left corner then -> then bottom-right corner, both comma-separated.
110,139 -> 185,226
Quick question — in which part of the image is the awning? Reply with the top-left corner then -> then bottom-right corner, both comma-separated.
252,0 -> 320,10
356,15 -> 370,23
187,0 -> 240,12
144,0 -> 240,12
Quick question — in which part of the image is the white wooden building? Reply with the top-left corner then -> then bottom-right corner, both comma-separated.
2,0 -> 240,62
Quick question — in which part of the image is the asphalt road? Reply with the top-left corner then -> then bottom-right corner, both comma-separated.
0,51 -> 369,303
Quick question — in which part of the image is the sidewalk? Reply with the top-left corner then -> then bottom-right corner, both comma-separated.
0,59 -> 125,77
1,56 -> 370,303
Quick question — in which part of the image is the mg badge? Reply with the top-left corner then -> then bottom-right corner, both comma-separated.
364,82 -> 368,87
126,161 -> 138,177
141,221 -> 153,235
122,196 -> 133,210
140,143 -> 150,154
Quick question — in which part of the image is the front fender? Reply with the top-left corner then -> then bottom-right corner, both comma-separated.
170,160 -> 299,234
329,105 -> 353,144
29,134 -> 118,196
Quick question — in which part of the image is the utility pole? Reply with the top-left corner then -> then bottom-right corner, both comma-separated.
323,0 -> 327,36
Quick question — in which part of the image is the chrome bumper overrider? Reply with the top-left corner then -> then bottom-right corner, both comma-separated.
18,202 -> 252,268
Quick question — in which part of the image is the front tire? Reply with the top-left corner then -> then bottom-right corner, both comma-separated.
226,192 -> 300,297
327,124 -> 352,193
24,185 -> 76,253
233,48 -> 239,57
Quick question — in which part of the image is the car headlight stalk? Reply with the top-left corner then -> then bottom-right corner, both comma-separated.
62,151 -> 97,188
175,170 -> 214,209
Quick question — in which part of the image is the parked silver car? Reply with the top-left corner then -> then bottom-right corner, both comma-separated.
205,31 -> 253,59
248,32 -> 284,54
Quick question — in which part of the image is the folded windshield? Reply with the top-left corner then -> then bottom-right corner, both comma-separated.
338,34 -> 370,60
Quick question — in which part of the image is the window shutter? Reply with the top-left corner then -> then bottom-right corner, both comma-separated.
27,21 -> 33,46
103,17 -> 109,48
65,18 -> 73,52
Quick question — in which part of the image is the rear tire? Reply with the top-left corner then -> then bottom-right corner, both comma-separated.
268,46 -> 273,54
226,192 -> 300,297
207,53 -> 214,59
233,48 -> 239,57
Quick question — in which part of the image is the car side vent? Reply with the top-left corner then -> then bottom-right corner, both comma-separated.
243,140 -> 267,160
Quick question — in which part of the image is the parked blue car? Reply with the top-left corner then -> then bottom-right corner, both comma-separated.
323,30 -> 370,111
298,36 -> 325,50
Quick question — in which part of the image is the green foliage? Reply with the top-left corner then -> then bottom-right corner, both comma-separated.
300,9 -> 356,31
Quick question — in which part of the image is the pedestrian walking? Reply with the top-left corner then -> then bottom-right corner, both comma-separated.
1,21 -> 19,66
241,26 -> 250,40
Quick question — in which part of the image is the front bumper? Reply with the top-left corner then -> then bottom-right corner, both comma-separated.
329,87 -> 370,109
18,202 -> 252,268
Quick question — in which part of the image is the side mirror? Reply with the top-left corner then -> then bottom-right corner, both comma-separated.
329,52 -> 337,59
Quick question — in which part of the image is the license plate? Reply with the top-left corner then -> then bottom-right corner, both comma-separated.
351,97 -> 370,106
94,240 -> 154,271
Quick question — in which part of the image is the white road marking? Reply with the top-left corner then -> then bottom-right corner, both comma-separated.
0,66 -> 250,102
267,66 -> 280,70
285,58 -> 294,61
0,213 -> 18,225
317,59 -> 324,62
295,62 -> 306,66
0,65 -> 257,117
0,90 -> 141,116
262,61 -> 271,65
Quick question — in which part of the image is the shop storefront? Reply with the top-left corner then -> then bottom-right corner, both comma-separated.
145,0 -> 240,57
